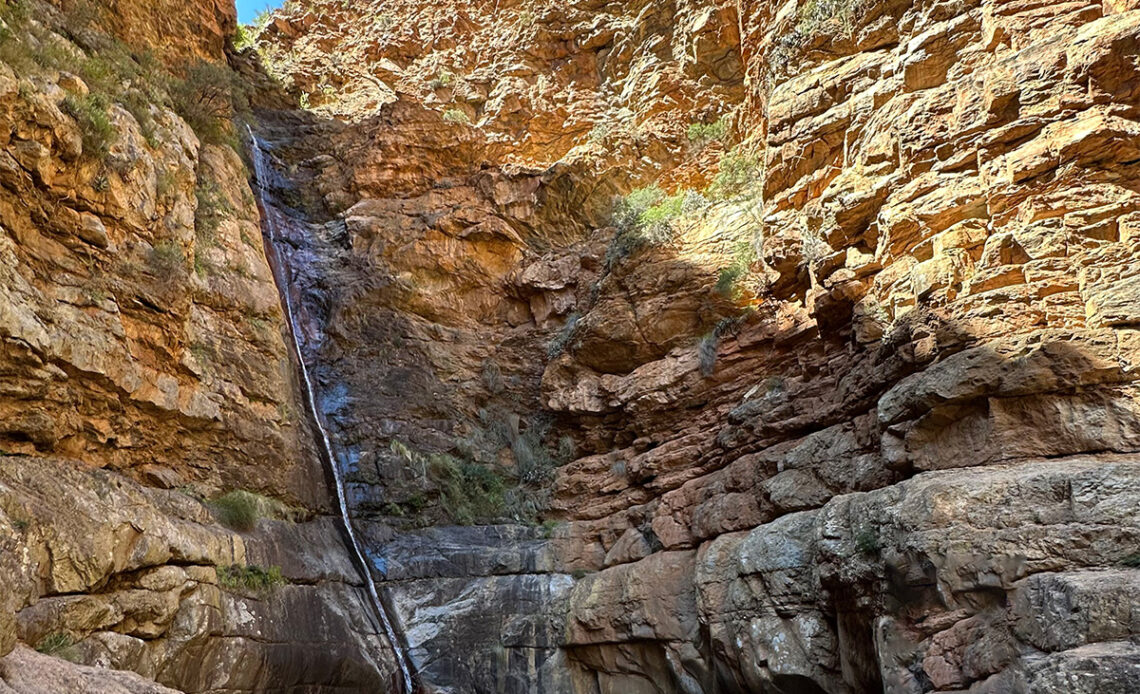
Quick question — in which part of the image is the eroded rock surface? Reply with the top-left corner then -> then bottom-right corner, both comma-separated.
247,0 -> 1140,692
3,0 -> 1140,691
0,1 -> 400,691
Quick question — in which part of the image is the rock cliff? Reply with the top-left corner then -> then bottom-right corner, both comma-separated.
0,0 -> 401,691
1,0 -> 1139,692
249,0 -> 1140,691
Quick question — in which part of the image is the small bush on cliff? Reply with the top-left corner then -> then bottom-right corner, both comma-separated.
799,0 -> 863,38
35,632 -> 78,661
210,490 -> 260,531
767,0 -> 865,81
430,454 -> 506,525
217,564 -> 286,594
442,108 -> 471,124
148,239 -> 186,277
606,187 -> 705,268
209,490 -> 301,532
195,178 -> 233,245
715,242 -> 757,298
430,72 -> 455,89
61,92 -> 115,158
391,441 -> 507,525
170,60 -> 250,148
709,147 -> 760,200
697,314 -> 751,377
687,116 -> 729,150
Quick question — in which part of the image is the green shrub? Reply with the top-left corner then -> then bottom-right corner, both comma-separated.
391,415 -> 573,526
391,441 -> 506,525
35,632 -> 77,660
120,87 -> 158,145
442,108 -> 470,124
0,2 -> 38,75
510,418 -> 566,487
0,35 -> 35,76
209,490 -> 260,531
687,116 -> 729,149
715,241 -> 756,298
1121,552 -> 1140,568
76,53 -> 121,96
710,147 -> 760,200
209,490 -> 302,531
613,186 -> 664,230
715,266 -> 745,297
799,0 -> 862,38
606,187 -> 704,268
540,519 -> 561,538
640,193 -> 686,228
481,358 -> 504,393
61,92 -> 115,158
0,0 -> 32,27
430,71 -> 454,89
217,564 -> 286,593
148,239 -> 186,276
768,0 -> 865,81
430,454 -> 505,525
155,169 -> 178,201
232,24 -> 256,51
170,60 -> 250,147
31,34 -> 77,72
193,249 -> 214,278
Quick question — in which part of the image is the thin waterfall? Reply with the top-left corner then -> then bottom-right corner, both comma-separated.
247,126 -> 416,694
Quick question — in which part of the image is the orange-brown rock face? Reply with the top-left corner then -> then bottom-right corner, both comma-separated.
46,0 -> 237,64
0,1 -> 402,692
249,0 -> 1140,692
3,0 -> 1140,691
0,42 -> 316,505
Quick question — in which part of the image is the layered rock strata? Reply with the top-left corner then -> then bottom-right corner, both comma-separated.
249,0 -> 1140,692
1,0 -> 1139,692
0,1 -> 401,691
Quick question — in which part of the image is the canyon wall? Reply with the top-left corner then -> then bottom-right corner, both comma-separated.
0,1 -> 401,691
251,0 -> 1140,692
0,0 -> 1138,692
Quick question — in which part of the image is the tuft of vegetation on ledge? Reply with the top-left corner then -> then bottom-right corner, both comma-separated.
217,564 -> 287,594
209,490 -> 302,532
606,187 -> 708,269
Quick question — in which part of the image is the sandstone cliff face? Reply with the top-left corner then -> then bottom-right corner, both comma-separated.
0,1 -> 400,691
248,0 -> 1140,692
3,0 -> 1140,692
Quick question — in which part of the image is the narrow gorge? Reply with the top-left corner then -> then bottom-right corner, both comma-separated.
1,0 -> 1139,693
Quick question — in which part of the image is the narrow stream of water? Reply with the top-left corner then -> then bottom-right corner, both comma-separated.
247,127 -> 416,694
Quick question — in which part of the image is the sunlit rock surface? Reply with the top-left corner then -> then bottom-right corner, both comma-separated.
1,0 -> 1139,691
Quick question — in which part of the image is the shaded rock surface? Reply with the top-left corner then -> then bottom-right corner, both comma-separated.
0,456 -> 399,692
